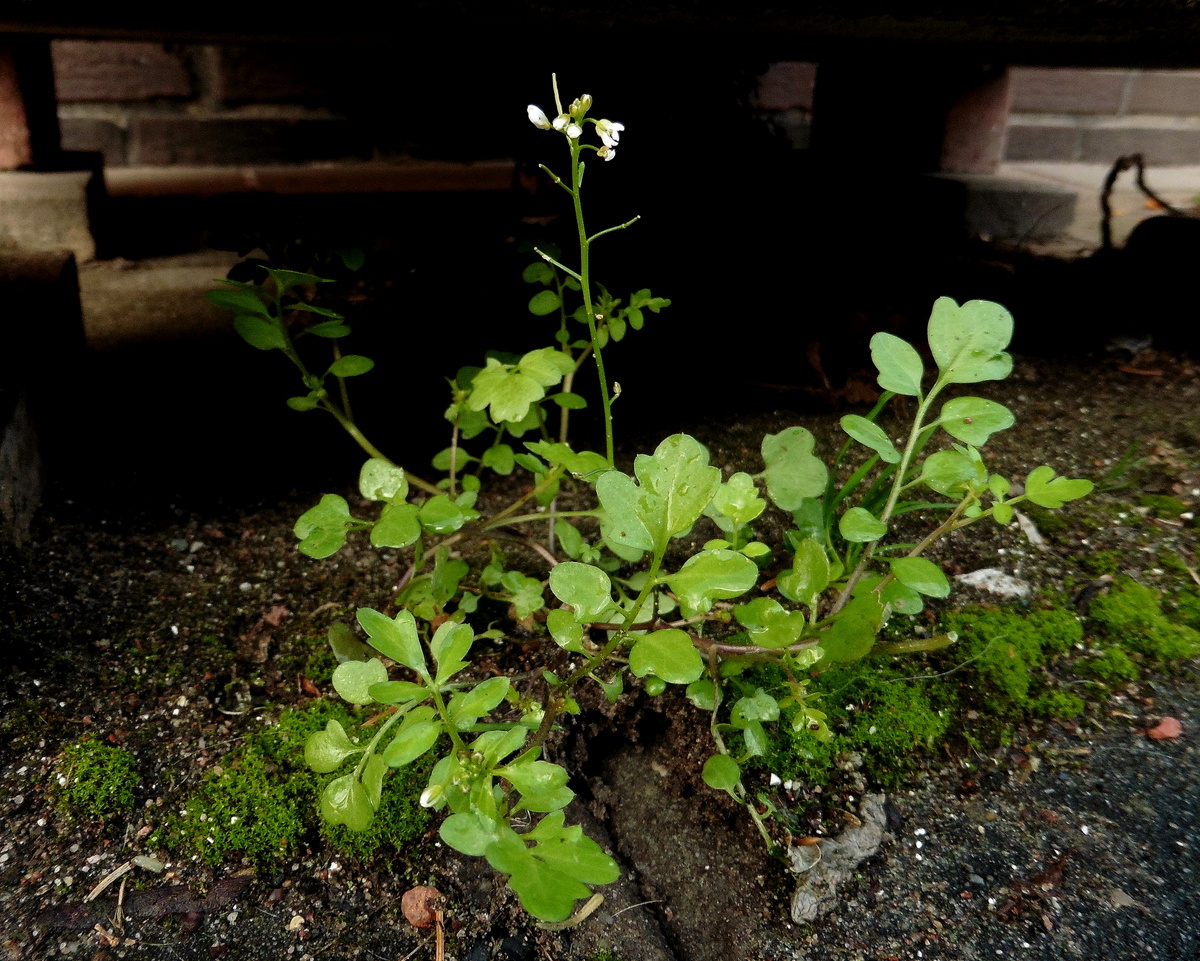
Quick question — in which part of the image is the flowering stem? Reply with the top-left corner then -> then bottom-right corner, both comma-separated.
569,138 -> 616,467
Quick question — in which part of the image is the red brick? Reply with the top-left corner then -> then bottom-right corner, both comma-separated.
130,117 -> 373,166
1004,124 -> 1082,162
1080,126 -> 1200,165
753,62 -> 816,111
1127,71 -> 1200,114
215,44 -> 353,106
1010,67 -> 1129,114
51,40 -> 192,102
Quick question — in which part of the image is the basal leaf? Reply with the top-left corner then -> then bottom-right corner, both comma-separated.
549,562 -> 613,619
359,458 -> 409,502
840,414 -> 901,463
664,549 -> 758,615
356,608 -> 427,676
381,720 -> 443,768
332,657 -> 389,704
633,434 -> 722,547
320,774 -> 374,832
702,754 -> 742,792
760,427 -> 828,511
304,720 -> 361,773
889,556 -> 951,597
839,507 -> 888,542
628,628 -> 704,684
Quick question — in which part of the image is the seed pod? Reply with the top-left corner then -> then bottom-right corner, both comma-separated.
402,886 -> 442,928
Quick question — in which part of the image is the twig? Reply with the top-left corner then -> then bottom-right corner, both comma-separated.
535,894 -> 604,930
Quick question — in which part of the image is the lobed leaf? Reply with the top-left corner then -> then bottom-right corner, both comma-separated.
760,427 -> 828,511
927,297 -> 1013,385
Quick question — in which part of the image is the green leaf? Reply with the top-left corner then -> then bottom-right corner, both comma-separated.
685,679 -> 716,711
306,320 -> 351,338
500,570 -> 546,621
840,414 -> 901,463
522,262 -> 556,285
709,471 -> 766,529
524,441 -> 609,479
926,297 -> 1014,384
818,593 -> 885,663
776,537 -> 830,609
881,578 -> 924,615
294,494 -> 353,558
548,391 -> 587,409
546,609 -> 586,652
938,397 -> 1015,446
596,471 -> 655,554
449,676 -> 511,728
870,332 -> 925,396
634,434 -> 722,547
327,621 -> 372,663
440,811 -> 501,856
549,562 -> 613,619
1023,466 -> 1094,508
206,285 -> 270,317
266,267 -> 334,293
485,827 -> 594,922
420,495 -> 467,534
287,393 -> 320,411
367,679 -> 428,704
760,427 -> 828,511
361,753 -> 386,810
332,657 -> 389,705
501,759 -> 575,812
371,502 -> 422,549
702,754 -> 742,792
481,443 -> 515,475
468,358 -> 547,425
664,549 -> 759,615
233,315 -> 286,350
629,628 -> 704,684
730,688 -> 780,725
320,774 -> 374,832
305,720 -> 361,773
356,608 -> 427,677
328,354 -> 374,378
431,621 -> 474,685
733,598 -> 807,649
359,459 -> 408,502
920,448 -> 983,497
839,507 -> 888,542
889,556 -> 951,597
381,720 -> 442,767
528,290 -> 562,316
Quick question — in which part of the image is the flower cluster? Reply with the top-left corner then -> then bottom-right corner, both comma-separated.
527,92 -> 624,161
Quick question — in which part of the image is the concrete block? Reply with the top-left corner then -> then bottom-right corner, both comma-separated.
1005,124 -> 1082,161
0,170 -> 95,261
929,173 -> 1077,242
1127,70 -> 1200,114
51,40 -> 192,102
130,117 -> 373,166
1080,126 -> 1200,165
1011,67 -> 1129,114
0,252 -> 83,544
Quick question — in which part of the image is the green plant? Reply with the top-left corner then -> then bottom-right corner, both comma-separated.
1087,577 -> 1200,662
208,77 -> 1094,923
53,738 -> 140,822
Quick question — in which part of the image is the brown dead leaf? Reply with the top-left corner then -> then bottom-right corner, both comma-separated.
263,605 -> 290,627
1147,717 -> 1183,739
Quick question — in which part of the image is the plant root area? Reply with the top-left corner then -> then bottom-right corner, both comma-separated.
2,347 -> 1199,961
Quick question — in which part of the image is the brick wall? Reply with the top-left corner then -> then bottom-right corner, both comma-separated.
1007,67 -> 1200,165
52,40 -> 423,167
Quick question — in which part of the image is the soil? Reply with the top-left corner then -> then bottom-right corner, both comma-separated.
2,341 -> 1199,961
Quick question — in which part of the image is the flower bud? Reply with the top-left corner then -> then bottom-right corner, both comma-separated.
570,94 -> 593,116
527,105 -> 552,130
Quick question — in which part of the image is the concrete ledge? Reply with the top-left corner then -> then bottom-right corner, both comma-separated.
928,173 -> 1078,241
0,170 -> 95,260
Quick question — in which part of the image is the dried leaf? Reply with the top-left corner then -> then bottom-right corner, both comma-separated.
1147,717 -> 1183,739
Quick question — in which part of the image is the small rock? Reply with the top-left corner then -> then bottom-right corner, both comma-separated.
955,568 -> 1032,598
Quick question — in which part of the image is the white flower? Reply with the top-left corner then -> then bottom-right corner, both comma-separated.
552,115 -> 568,131
566,122 -> 583,139
595,119 -> 624,148
597,144 -> 617,162
527,105 -> 552,129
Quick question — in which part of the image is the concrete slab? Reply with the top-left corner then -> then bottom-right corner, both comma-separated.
928,173 -> 1077,242
1000,160 -> 1200,250
0,169 -> 95,260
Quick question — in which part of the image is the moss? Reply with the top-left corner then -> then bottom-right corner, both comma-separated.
767,661 -> 956,789
1138,494 -> 1188,520
1075,549 -> 1124,577
1019,503 -> 1072,535
154,700 -> 431,871
1077,645 -> 1140,684
1032,690 -> 1085,720
1088,578 -> 1200,663
941,607 -> 1083,714
53,739 -> 141,822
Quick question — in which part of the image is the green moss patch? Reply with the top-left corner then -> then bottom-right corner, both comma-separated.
766,661 -> 956,789
153,700 -> 431,871
941,607 -> 1083,714
1087,578 -> 1200,663
53,739 -> 141,822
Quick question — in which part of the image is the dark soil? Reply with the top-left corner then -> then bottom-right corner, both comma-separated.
2,343 -> 1199,961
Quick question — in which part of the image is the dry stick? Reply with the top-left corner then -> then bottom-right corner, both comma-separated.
1101,153 -> 1186,251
